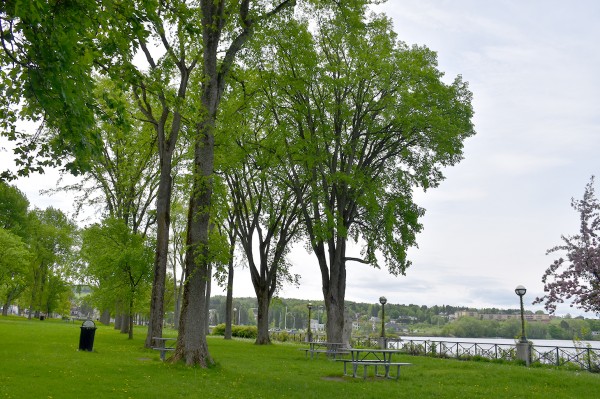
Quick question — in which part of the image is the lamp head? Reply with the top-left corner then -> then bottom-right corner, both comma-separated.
379,296 -> 387,305
307,303 -> 313,310
515,285 -> 526,296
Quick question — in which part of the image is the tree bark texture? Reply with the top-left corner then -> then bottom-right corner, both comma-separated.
255,285 -> 272,344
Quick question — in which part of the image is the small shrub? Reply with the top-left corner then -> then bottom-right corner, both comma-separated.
211,324 -> 257,339
232,325 -> 258,339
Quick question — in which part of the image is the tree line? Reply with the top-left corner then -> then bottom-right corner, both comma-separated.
0,182 -> 76,319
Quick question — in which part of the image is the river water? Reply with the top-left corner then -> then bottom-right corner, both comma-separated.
393,336 -> 600,349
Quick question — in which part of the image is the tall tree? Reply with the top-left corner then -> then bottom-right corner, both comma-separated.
221,85 -> 304,344
261,2 -> 475,343
534,177 -> 600,316
173,0 -> 295,366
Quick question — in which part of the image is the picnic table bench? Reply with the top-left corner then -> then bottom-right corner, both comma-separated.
337,348 -> 413,379
300,342 -> 349,359
152,337 -> 176,361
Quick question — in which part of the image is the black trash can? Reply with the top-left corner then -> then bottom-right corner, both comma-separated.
78,319 -> 97,351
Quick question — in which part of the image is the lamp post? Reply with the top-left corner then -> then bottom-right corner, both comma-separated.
515,285 -> 527,343
233,307 -> 237,326
379,296 -> 387,348
514,285 -> 531,366
307,303 -> 313,342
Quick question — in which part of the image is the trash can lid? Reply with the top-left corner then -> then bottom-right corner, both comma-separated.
81,319 -> 96,328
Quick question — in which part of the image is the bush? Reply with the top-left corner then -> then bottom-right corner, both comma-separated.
212,323 -> 226,335
232,325 -> 257,339
212,323 -> 258,339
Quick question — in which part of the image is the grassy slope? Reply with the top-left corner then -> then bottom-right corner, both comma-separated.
1,317 -> 598,399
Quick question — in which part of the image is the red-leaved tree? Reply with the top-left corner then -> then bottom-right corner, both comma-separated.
534,177 -> 600,315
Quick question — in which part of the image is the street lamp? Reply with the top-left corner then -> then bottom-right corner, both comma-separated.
515,285 -> 527,343
307,303 -> 313,342
379,296 -> 387,346
233,307 -> 237,326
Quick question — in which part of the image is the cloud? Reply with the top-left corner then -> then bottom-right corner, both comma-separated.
488,153 -> 569,175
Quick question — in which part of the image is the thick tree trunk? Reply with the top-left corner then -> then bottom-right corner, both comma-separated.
316,239 -> 347,344
255,286 -> 272,345
172,123 -> 214,366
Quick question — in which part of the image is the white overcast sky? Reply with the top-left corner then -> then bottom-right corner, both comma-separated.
1,0 -> 599,317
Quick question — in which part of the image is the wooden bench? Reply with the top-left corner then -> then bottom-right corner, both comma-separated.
337,359 -> 412,379
152,337 -> 176,361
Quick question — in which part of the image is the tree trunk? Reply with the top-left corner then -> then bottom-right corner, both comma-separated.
255,286 -> 271,345
120,313 -> 130,334
317,239 -> 347,344
174,276 -> 182,328
204,263 -> 212,335
145,161 -> 172,348
224,258 -> 234,340
99,309 -> 111,325
172,125 -> 214,366
2,290 -> 15,316
128,297 -> 134,339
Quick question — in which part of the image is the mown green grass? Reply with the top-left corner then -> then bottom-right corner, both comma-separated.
1,316 -> 599,398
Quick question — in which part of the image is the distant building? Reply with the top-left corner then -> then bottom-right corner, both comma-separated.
453,310 -> 552,323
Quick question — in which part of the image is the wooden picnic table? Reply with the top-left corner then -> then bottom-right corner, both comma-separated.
300,341 -> 349,359
338,348 -> 412,379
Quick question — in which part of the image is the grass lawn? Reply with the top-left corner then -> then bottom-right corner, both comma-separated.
1,316 -> 599,398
